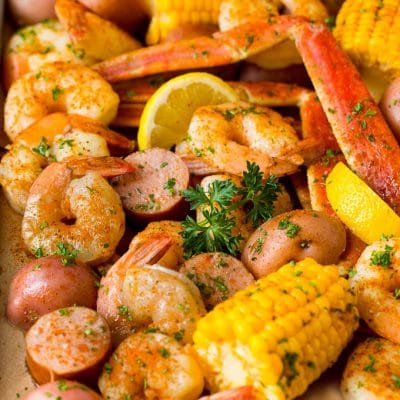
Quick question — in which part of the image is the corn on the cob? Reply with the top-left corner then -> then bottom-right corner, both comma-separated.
335,0 -> 400,79
146,0 -> 221,45
193,258 -> 359,400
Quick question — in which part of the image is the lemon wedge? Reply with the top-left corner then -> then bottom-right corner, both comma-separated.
137,72 -> 239,150
326,162 -> 400,243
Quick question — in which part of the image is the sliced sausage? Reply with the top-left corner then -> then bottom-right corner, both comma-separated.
112,148 -> 189,223
23,380 -> 102,400
242,209 -> 346,278
180,252 -> 255,310
7,256 -> 98,330
25,306 -> 111,385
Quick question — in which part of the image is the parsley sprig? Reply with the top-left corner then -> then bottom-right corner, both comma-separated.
180,162 -> 282,258
181,180 -> 242,258
239,161 -> 282,227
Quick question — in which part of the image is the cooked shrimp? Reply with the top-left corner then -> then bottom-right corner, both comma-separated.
3,19 -> 94,91
341,337 -> 400,400
22,157 -> 132,265
55,0 -> 141,62
0,113 -> 133,214
4,62 -> 119,141
98,331 -> 204,400
4,1 -> 141,90
122,264 -> 206,343
186,101 -> 304,176
349,237 -> 400,343
97,220 -> 185,344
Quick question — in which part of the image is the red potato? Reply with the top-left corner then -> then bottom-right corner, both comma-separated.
23,380 -> 102,400
242,210 -> 346,279
78,0 -> 148,31
8,0 -> 56,25
380,77 -> 400,140
180,252 -> 255,310
26,307 -> 111,385
6,256 -> 98,330
112,148 -> 190,223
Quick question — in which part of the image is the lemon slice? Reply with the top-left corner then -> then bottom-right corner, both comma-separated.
326,162 -> 400,243
137,72 -> 239,150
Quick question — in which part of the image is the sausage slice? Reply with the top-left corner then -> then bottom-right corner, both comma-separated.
23,380 -> 102,400
112,148 -> 189,222
25,307 -> 111,385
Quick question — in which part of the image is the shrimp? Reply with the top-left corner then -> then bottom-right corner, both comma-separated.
97,220 -> 185,344
185,101 -> 306,177
55,0 -> 141,62
98,331 -> 204,400
341,337 -> 400,400
4,62 -> 119,141
3,1 -> 141,90
21,157 -> 132,265
0,113 -> 133,214
122,265 -> 206,343
3,19 -> 94,91
349,237 -> 400,343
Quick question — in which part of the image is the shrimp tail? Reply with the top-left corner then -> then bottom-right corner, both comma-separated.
62,156 -> 134,177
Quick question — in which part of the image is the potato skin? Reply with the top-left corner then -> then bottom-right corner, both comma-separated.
380,77 -> 400,140
8,0 -> 56,25
6,256 -> 98,330
78,0 -> 148,31
241,210 -> 346,278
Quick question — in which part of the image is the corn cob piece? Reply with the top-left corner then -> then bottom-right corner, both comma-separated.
193,258 -> 359,400
334,0 -> 400,88
146,0 -> 221,45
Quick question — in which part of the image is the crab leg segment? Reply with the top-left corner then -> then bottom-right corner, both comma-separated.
93,17 -> 307,82
292,21 -> 400,213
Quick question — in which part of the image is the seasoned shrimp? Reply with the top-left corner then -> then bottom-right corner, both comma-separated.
122,264 -> 206,343
55,0 -> 141,62
341,337 -> 400,400
22,158 -> 132,265
349,237 -> 400,343
4,62 -> 119,141
3,19 -> 94,91
0,113 -> 133,214
3,1 -> 141,90
98,331 -> 204,400
185,101 -> 305,176
97,220 -> 185,344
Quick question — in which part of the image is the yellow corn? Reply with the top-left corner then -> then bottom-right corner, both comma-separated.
146,0 -> 221,45
335,0 -> 400,79
193,258 -> 358,400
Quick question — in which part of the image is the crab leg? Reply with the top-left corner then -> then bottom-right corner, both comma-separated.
292,21 -> 400,213
93,17 -> 307,82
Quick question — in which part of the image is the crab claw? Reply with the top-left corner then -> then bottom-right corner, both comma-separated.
93,16 -> 307,82
292,21 -> 400,213
63,156 -> 134,177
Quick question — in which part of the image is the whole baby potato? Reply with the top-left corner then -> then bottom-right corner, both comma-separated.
6,255 -> 98,330
380,77 -> 400,140
241,209 -> 346,279
8,0 -> 56,25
